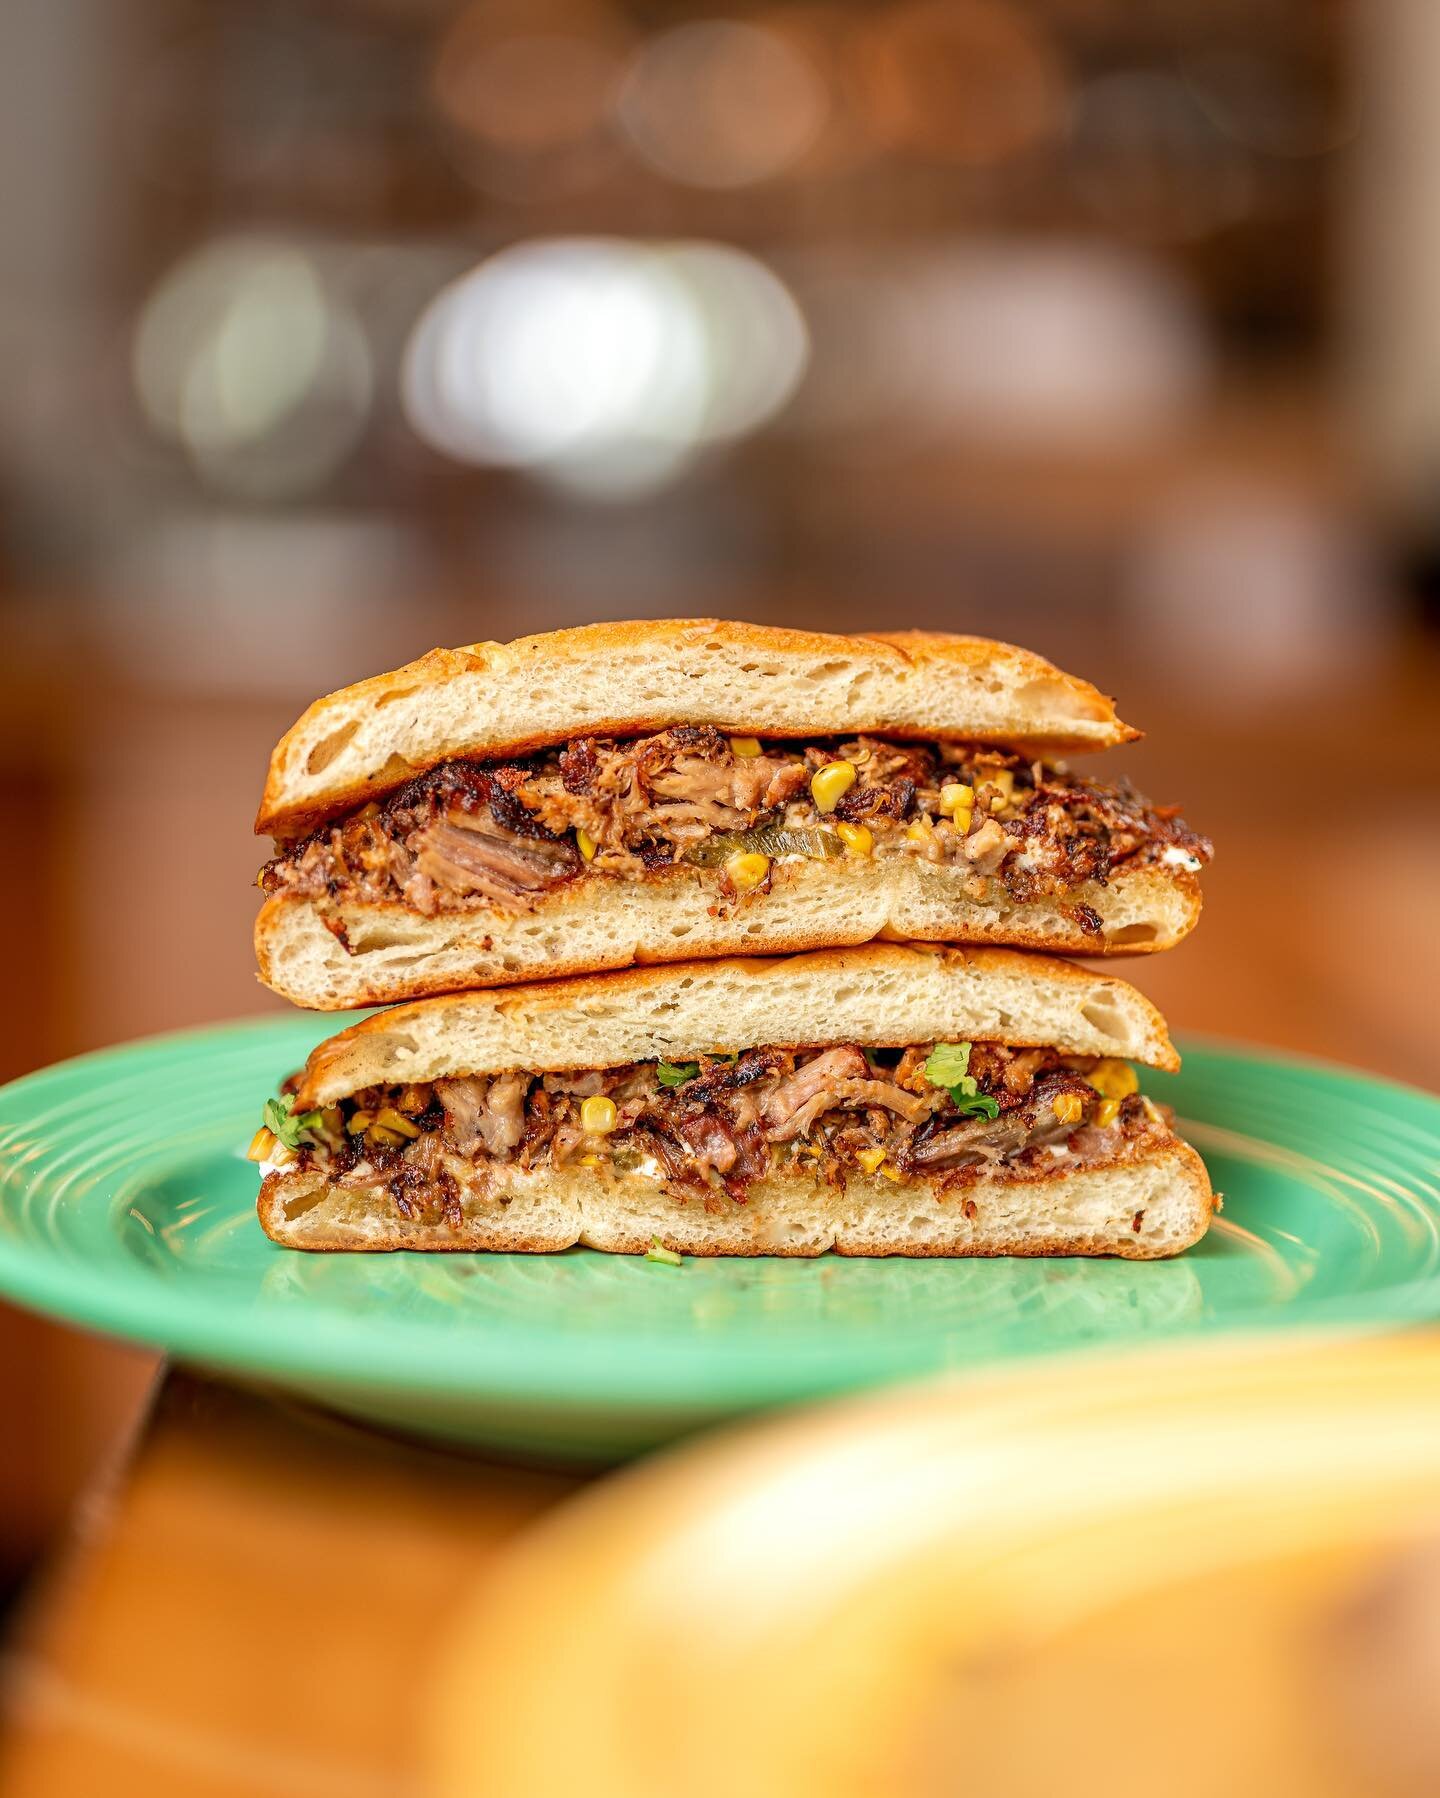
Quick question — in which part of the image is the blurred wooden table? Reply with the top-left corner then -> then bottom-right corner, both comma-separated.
0,1370 -> 579,1798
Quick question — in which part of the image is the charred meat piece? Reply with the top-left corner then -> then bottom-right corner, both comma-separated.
413,813 -> 578,909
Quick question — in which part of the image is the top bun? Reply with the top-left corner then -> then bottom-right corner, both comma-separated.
257,619 -> 1139,841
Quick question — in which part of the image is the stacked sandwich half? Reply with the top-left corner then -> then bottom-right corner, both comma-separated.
249,621 -> 1214,1259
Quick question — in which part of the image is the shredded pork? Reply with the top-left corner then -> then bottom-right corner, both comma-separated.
261,728 -> 1210,928
278,1043 -> 1174,1225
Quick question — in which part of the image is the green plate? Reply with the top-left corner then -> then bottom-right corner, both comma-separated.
0,1019 -> 1437,1459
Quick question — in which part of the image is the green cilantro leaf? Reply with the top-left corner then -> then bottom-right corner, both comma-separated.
922,1042 -> 999,1120
264,1094 -> 323,1150
922,1042 -> 973,1090
656,1061 -> 700,1089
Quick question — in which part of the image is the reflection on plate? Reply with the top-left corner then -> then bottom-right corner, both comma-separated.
0,1021 -> 1437,1454
430,1336 -> 1440,1798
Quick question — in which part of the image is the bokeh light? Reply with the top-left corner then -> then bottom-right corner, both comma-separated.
402,238 -> 808,498
783,242 -> 1209,451
854,0 -> 1067,167
617,20 -> 828,188
754,6 -> 880,177
1183,46 -> 1359,161
132,238 -> 373,498
433,2 -> 628,152
1069,69 -> 1255,242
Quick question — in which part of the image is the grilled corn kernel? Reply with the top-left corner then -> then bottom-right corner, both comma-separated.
346,1110 -> 373,1135
1095,1096 -> 1122,1127
576,828 -> 597,862
725,850 -> 771,894
375,1106 -> 421,1139
366,1124 -> 406,1149
938,782 -> 974,818
810,761 -> 857,813
1088,1059 -> 1139,1101
581,1096 -> 617,1135
1052,1091 -> 1086,1127
906,816 -> 934,843
978,768 -> 1016,811
246,1126 -> 277,1163
729,735 -> 762,758
878,1161 -> 903,1183
267,1139 -> 298,1168
836,822 -> 873,857
856,1146 -> 888,1174
578,1153 -> 602,1168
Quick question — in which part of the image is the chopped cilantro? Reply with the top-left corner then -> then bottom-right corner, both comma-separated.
922,1042 -> 1000,1120
922,1042 -> 973,1089
656,1060 -> 700,1089
263,1094 -> 323,1151
645,1238 -> 683,1267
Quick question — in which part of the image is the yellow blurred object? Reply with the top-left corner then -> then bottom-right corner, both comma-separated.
856,1146 -> 887,1174
375,1107 -> 421,1139
725,851 -> 771,893
429,1337 -> 1440,1798
346,1110 -> 373,1134
1096,1095 -> 1123,1127
836,822 -> 873,857
580,1096 -> 617,1135
1089,1059 -> 1140,1100
938,781 -> 973,817
810,761 -> 857,813
905,817 -> 934,844
576,828 -> 597,861
729,736 -> 763,758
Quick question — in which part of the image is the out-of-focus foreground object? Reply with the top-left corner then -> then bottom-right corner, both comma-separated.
431,1333 -> 1440,1798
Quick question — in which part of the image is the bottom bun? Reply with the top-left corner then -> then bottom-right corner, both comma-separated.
255,856 -> 1200,1010
258,1141 -> 1214,1260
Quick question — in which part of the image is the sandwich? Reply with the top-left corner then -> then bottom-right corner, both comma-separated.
253,620 -> 1210,1010
251,944 -> 1214,1259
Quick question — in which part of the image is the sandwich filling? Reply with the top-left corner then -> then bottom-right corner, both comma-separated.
254,1043 -> 1176,1229
260,730 -> 1210,935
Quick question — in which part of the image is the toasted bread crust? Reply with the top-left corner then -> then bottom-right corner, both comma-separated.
289,942 -> 1178,1109
256,858 -> 1202,1010
257,1138 -> 1213,1258
256,620 -> 1139,840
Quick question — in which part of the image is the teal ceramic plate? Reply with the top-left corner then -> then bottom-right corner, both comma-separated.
0,1019 -> 1437,1459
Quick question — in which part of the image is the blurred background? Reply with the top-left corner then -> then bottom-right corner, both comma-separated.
0,0 -> 1437,1622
